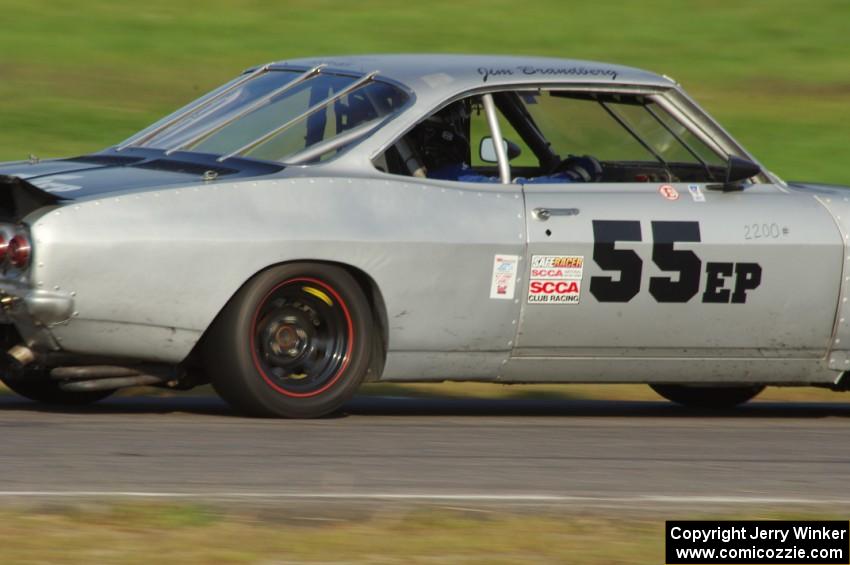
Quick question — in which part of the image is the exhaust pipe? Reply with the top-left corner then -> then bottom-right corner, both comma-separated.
50,366 -> 148,380
7,344 -> 35,367
60,375 -> 166,392
50,364 -> 179,392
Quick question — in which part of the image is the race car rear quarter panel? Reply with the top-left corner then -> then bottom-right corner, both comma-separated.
27,175 -> 525,370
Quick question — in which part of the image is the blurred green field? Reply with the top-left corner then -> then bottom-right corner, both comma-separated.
0,502 -> 842,564
0,0 -> 848,183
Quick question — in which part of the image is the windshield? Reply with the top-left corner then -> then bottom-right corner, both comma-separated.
118,68 -> 409,163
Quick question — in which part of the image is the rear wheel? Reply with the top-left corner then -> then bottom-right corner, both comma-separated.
0,369 -> 114,405
650,384 -> 764,408
205,263 -> 372,418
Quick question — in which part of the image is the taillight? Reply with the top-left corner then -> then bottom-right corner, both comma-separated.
8,235 -> 31,269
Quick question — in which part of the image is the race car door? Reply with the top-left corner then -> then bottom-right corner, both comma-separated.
506,90 -> 842,381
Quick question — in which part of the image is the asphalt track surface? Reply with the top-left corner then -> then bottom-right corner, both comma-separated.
1,394 -> 850,509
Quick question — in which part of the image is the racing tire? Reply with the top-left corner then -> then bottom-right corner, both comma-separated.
205,263 -> 372,418
650,384 -> 764,408
0,369 -> 114,405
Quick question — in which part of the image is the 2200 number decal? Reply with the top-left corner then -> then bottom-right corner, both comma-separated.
589,220 -> 762,304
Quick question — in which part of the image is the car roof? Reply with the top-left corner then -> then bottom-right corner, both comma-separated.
269,54 -> 674,94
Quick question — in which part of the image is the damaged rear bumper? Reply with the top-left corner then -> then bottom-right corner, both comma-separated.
0,281 -> 74,351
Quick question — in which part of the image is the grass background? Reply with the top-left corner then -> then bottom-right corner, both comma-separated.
0,0 -> 848,184
0,5 -> 848,561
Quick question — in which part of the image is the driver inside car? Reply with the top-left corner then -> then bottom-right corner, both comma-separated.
412,101 -> 603,184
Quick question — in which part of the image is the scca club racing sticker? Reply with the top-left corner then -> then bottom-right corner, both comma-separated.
528,255 -> 584,305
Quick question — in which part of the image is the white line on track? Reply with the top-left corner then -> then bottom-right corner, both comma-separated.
0,492 -> 846,505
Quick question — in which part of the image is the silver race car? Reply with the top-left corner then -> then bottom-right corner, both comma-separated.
0,54 -> 845,417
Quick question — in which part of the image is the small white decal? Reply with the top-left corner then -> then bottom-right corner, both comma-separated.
489,254 -> 519,299
688,184 -> 706,203
528,255 -> 584,305
659,184 -> 679,201
30,175 -> 83,193
421,72 -> 454,89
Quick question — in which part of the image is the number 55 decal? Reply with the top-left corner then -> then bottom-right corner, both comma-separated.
589,220 -> 642,302
589,220 -> 761,304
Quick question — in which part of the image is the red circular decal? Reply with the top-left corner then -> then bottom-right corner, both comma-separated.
659,184 -> 679,201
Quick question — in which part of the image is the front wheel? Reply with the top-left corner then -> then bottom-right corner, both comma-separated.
205,263 -> 373,418
650,384 -> 764,408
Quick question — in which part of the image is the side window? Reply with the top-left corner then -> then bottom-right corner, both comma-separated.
376,89 -> 728,184
376,94 -> 538,183
376,96 -> 469,180
520,92 -> 728,182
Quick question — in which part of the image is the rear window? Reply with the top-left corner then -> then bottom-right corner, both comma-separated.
121,69 -> 409,163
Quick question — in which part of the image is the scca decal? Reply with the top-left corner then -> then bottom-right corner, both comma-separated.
530,281 -> 580,294
589,220 -> 762,304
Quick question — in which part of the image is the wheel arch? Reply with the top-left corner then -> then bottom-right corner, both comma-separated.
188,259 -> 388,381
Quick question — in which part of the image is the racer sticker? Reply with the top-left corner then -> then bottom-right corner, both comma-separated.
528,255 -> 584,305
489,254 -> 519,299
